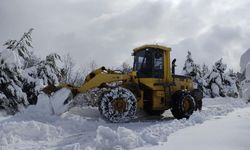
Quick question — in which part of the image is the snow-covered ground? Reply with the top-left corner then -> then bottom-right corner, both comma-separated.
0,97 -> 249,150
137,106 -> 250,150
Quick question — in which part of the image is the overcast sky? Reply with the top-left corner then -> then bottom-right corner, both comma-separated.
0,0 -> 249,73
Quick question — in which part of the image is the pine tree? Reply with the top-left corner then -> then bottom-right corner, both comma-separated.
223,69 -> 239,98
204,59 -> 227,97
61,53 -> 74,84
36,53 -> 62,86
0,28 -> 34,114
0,29 -> 63,114
182,52 -> 240,98
183,51 -> 195,76
201,64 -> 209,77
3,28 -> 34,68
183,51 -> 202,89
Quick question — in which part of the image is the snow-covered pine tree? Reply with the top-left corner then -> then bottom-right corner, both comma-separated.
61,53 -> 74,84
223,69 -> 239,98
182,52 -> 239,98
0,29 -> 35,114
21,53 -> 63,105
203,58 -> 227,98
183,51 -> 195,76
201,64 -> 209,77
0,29 -> 64,113
0,60 -> 28,114
193,64 -> 202,80
3,28 -> 34,68
36,53 -> 62,86
183,51 -> 202,88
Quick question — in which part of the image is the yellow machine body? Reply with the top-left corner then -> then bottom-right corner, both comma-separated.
131,44 -> 193,112
48,44 -> 194,114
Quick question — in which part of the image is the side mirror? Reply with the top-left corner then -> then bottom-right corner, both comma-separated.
172,58 -> 177,83
172,58 -> 176,75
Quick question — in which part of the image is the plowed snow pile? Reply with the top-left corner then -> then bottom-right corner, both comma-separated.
137,106 -> 250,150
0,97 -> 248,150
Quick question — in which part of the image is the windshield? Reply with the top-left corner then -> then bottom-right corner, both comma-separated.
133,48 -> 164,78
134,50 -> 147,72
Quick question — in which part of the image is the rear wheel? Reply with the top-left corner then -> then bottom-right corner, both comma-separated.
171,91 -> 195,119
98,87 -> 137,123
191,89 -> 203,111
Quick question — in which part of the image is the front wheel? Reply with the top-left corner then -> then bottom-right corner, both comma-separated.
98,87 -> 137,123
171,91 -> 195,119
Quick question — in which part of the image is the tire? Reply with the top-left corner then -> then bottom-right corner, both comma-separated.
171,91 -> 195,119
98,87 -> 137,123
191,89 -> 203,111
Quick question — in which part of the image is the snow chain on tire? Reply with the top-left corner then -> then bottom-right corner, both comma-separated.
98,87 -> 137,123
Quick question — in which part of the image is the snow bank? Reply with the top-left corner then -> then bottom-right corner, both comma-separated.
17,94 -> 57,123
61,143 -> 80,150
0,92 -> 67,149
0,97 -> 248,150
240,48 -> 250,101
24,94 -> 54,115
0,121 -> 62,146
240,48 -> 250,72
140,106 -> 250,150
246,62 -> 250,78
0,110 -> 7,117
21,88 -> 72,121
95,126 -> 144,150
242,62 -> 250,100
91,98 -> 247,150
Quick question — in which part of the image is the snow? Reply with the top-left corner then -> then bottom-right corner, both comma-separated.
242,63 -> 250,100
95,126 -> 144,150
0,49 -> 22,69
137,106 -> 250,150
18,88 -> 73,121
246,62 -> 250,78
242,62 -> 250,101
0,121 -> 62,147
240,48 -> 250,72
49,88 -> 73,115
0,96 -> 248,150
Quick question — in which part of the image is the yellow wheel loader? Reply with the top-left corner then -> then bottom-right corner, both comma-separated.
43,44 -> 203,122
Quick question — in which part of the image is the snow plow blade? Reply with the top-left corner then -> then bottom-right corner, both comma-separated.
49,88 -> 73,115
41,84 -> 78,115
42,84 -> 79,97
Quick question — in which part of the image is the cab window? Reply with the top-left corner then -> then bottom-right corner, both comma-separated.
133,48 -> 164,78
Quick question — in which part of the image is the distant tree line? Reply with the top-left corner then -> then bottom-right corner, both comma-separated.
182,51 -> 241,98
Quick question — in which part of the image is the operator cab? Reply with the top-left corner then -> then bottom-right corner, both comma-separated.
133,47 -> 164,78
